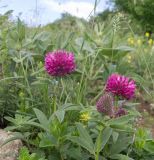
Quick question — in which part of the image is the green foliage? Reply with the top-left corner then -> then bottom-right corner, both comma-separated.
111,0 -> 154,31
18,147 -> 47,160
0,6 -> 154,160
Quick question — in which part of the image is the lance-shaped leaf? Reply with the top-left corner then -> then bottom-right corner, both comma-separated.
95,127 -> 113,153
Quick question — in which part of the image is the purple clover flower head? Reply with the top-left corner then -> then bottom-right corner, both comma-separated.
106,73 -> 136,100
96,93 -> 114,117
115,107 -> 128,117
45,50 -> 76,77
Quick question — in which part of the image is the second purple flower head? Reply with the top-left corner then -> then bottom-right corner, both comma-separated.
106,73 -> 136,100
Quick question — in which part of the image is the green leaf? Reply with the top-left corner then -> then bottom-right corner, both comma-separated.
99,46 -> 134,59
18,147 -> 30,160
33,31 -> 51,41
33,108 -> 49,130
55,110 -> 65,123
18,147 -> 47,160
112,131 -> 119,143
76,123 -> 94,147
110,154 -> 134,160
67,123 -> 95,155
4,116 -> 16,123
39,133 -> 57,148
108,115 -> 135,125
9,30 -> 18,41
5,126 -> 22,131
95,127 -> 113,153
62,103 -> 83,111
110,135 -> 133,154
24,121 -> 48,131
68,136 -> 94,155
110,124 -> 134,132
61,32 -> 74,48
144,140 -> 154,154
17,18 -> 25,41
66,147 -> 82,160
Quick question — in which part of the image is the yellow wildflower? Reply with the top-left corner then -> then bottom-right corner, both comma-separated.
127,38 -> 132,43
130,39 -> 134,45
137,39 -> 142,45
127,55 -> 132,63
127,55 -> 132,60
148,39 -> 153,45
80,112 -> 90,122
145,32 -> 150,38
127,38 -> 134,45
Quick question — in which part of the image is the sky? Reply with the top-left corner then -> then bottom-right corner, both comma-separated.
0,0 -> 109,26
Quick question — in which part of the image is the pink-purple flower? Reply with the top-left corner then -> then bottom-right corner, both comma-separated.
105,73 -> 136,100
45,50 -> 76,77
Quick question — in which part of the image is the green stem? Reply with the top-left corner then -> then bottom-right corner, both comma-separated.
56,142 -> 64,160
60,153 -> 64,160
95,152 -> 99,160
53,96 -> 57,113
20,52 -> 33,100
114,96 -> 119,107
52,79 -> 59,113
60,78 -> 65,101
